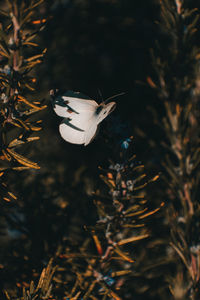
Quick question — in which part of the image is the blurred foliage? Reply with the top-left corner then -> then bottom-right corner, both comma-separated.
147,0 -> 200,299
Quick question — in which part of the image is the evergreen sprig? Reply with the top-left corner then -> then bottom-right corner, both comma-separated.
53,146 -> 161,299
0,0 -> 46,201
4,259 -> 56,300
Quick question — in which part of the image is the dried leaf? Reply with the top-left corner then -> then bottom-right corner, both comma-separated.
147,76 -> 157,88
0,41 -> 10,56
12,166 -> 31,171
0,9 -> 8,17
91,231 -> 103,256
117,234 -> 149,246
139,205 -> 163,219
23,41 -> 39,47
9,136 -> 40,147
6,148 -> 40,169
3,290 -> 11,299
114,246 -> 134,263
111,270 -> 132,277
8,191 -> 17,200
0,50 -> 9,58
20,11 -> 34,27
25,50 -> 46,62
24,0 -> 45,13
17,95 -> 46,110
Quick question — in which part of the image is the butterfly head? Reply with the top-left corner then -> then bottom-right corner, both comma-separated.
95,101 -> 116,124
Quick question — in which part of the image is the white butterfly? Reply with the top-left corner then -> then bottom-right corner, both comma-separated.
51,90 -> 116,146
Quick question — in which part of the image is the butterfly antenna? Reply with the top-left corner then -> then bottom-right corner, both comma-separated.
104,92 -> 126,103
97,88 -> 103,103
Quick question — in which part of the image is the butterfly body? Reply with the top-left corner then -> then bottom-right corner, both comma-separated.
51,91 -> 116,146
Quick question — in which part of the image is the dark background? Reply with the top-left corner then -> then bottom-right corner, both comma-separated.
2,0 -> 200,298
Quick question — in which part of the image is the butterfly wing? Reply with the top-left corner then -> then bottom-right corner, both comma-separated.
52,91 -> 99,145
84,122 -> 98,146
83,102 -> 116,145
59,119 -> 86,145
83,102 -> 115,145
59,116 -> 98,145
52,91 -> 97,119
